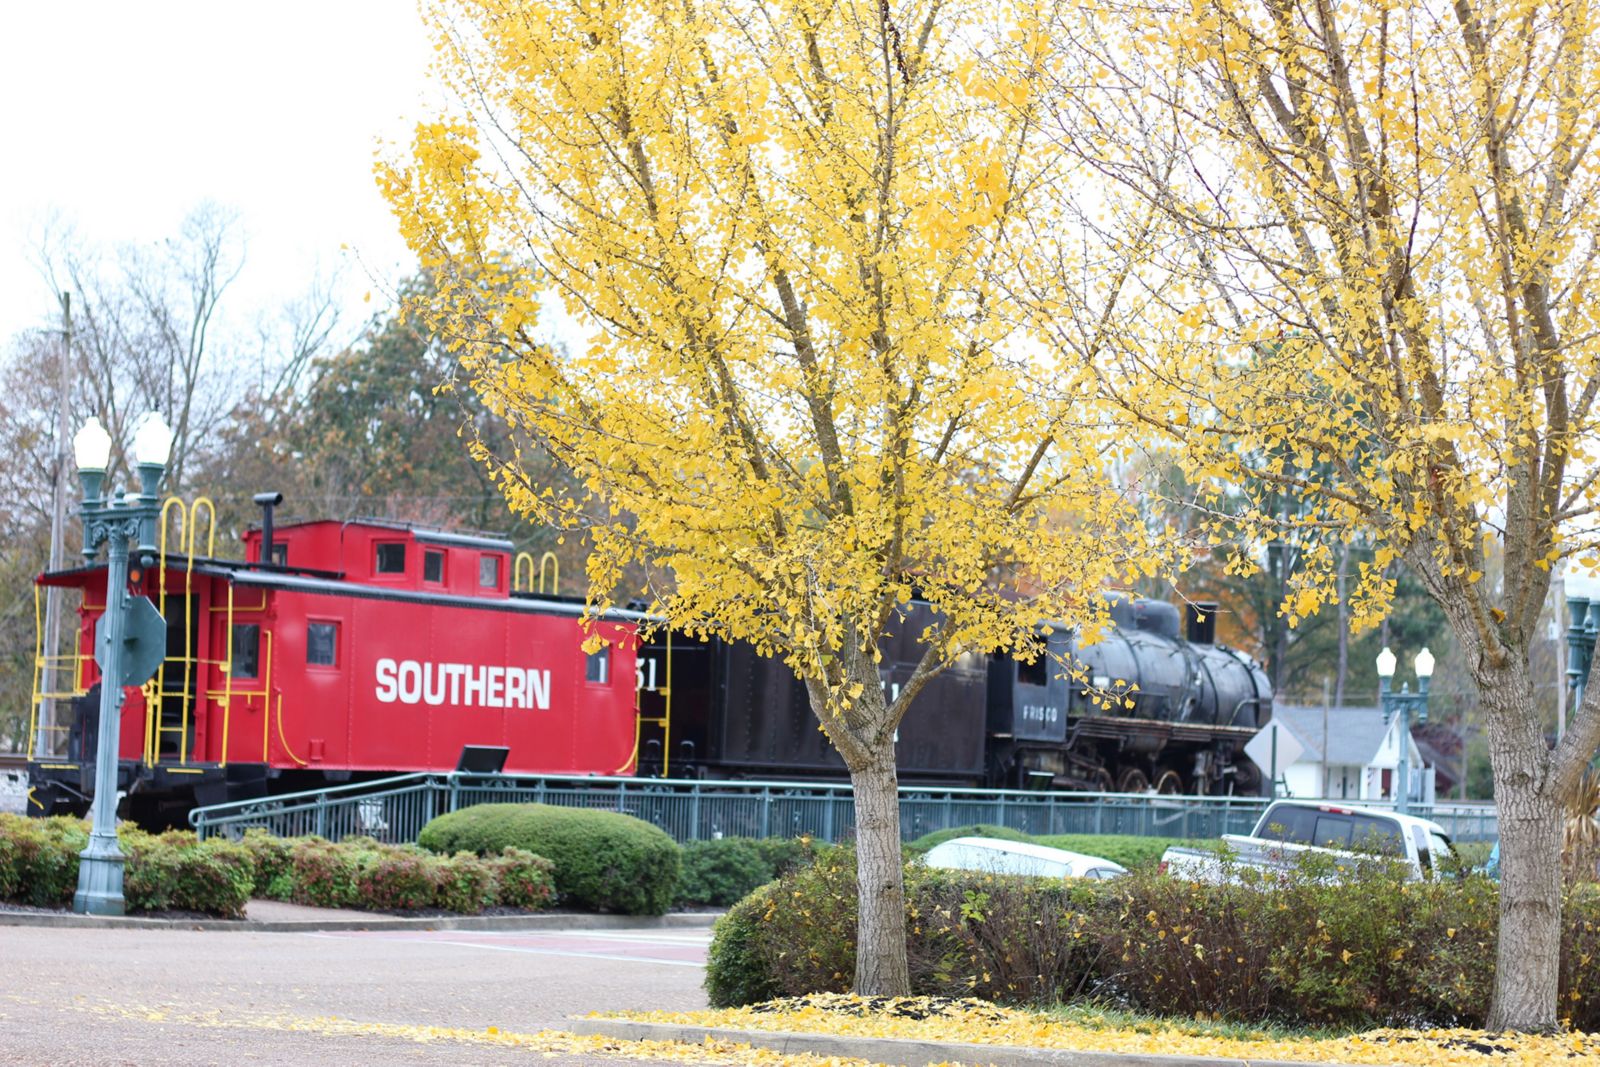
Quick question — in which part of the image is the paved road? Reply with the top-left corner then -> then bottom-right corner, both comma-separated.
0,924 -> 714,1066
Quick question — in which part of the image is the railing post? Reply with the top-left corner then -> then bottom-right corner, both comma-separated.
760,786 -> 771,839
824,790 -> 836,843
1094,795 -> 1104,835
689,784 -> 701,841
315,793 -> 327,839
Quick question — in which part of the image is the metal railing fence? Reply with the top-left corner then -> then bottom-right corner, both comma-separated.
190,772 -> 1500,846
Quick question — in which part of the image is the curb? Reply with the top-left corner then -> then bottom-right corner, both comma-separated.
0,910 -> 721,934
567,1020 -> 1340,1067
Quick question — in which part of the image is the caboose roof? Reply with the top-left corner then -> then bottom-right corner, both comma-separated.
248,517 -> 515,553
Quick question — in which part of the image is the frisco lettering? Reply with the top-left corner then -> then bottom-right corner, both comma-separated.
374,658 -> 551,710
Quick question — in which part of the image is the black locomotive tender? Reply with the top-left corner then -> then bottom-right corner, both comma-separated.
638,594 -> 1271,796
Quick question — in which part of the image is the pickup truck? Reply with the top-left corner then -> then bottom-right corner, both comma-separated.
1160,801 -> 1457,883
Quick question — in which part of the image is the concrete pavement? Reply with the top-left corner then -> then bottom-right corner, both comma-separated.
0,921 -> 713,1066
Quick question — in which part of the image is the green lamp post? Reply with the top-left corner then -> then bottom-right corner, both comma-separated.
71,412 -> 173,916
1376,644 -> 1434,816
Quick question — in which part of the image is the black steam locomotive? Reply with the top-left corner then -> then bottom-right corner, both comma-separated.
635,594 -> 1272,795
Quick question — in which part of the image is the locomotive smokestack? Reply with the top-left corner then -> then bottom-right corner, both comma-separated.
1186,601 -> 1219,645
254,491 -> 283,568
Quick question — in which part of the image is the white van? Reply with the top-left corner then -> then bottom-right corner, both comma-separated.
921,836 -> 1127,880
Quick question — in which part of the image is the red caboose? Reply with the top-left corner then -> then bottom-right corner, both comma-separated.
26,499 -> 640,825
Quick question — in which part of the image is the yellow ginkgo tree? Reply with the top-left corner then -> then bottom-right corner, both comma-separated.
379,0 -> 1161,994
1041,0 -> 1600,1030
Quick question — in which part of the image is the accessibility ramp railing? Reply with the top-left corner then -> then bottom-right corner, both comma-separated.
191,774 -> 1498,845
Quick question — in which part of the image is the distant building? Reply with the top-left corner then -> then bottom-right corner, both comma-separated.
1262,705 -> 1435,805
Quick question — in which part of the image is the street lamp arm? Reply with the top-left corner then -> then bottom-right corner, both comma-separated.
1551,686 -> 1600,802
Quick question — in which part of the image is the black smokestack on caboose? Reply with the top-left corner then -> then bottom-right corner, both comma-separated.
254,491 -> 283,567
1186,601 -> 1219,645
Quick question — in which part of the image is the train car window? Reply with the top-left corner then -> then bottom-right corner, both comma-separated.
376,543 -> 406,575
479,554 -> 501,589
270,544 -> 287,566
1017,654 -> 1049,688
307,621 -> 339,667
230,624 -> 260,679
423,550 -> 445,584
586,647 -> 610,684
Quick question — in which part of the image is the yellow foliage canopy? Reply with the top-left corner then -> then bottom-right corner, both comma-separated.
378,0 -> 1162,732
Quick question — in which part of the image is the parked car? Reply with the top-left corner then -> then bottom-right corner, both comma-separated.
1160,801 -> 1456,883
921,836 -> 1127,880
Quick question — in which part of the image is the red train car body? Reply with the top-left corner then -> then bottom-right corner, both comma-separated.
27,516 -> 639,824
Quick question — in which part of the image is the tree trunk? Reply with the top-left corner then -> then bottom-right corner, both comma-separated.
1477,660 -> 1567,1031
804,649 -> 912,997
849,745 -> 910,995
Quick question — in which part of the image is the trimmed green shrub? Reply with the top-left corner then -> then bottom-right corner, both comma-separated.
107,828 -> 255,918
420,803 -> 681,915
240,829 -> 295,899
0,814 -> 87,907
705,883 -> 783,1008
168,840 -> 253,917
287,837 -> 362,909
751,837 -> 810,878
489,848 -> 557,910
432,851 -> 498,914
905,824 -> 1032,856
355,845 -> 437,911
0,831 -> 17,900
678,838 -> 772,907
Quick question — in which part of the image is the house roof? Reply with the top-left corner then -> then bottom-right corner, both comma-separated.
1271,704 -> 1398,767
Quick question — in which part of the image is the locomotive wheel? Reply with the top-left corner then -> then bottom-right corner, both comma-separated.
1154,770 -> 1184,795
1116,768 -> 1150,793
1092,768 -> 1115,793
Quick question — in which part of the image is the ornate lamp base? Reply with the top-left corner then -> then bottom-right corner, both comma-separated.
72,832 -> 126,916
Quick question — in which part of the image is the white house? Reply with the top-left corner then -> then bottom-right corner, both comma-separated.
1256,705 -> 1435,805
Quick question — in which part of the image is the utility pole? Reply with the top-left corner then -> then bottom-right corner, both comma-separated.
39,292 -> 74,758
1321,676 -> 1330,799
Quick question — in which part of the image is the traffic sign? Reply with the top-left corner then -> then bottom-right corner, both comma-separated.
94,595 -> 167,688
1244,720 -> 1305,785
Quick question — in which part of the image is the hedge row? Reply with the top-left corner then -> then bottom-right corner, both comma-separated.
245,830 -> 555,914
0,815 -> 254,918
419,803 -> 681,914
707,846 -> 1600,1031
0,815 -> 556,918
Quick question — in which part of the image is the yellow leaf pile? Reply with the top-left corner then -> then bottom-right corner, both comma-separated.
613,993 -> 1597,1067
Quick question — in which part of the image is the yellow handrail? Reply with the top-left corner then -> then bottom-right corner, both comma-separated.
149,495 -> 219,765
514,552 -> 535,593
218,581 -> 234,768
275,693 -> 306,767
538,552 -> 559,595
261,630 -> 274,762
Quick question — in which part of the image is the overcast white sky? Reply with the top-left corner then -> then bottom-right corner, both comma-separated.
0,2 -> 437,344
